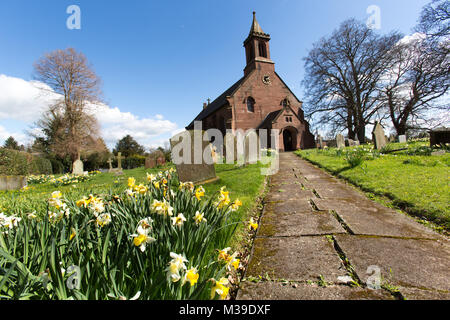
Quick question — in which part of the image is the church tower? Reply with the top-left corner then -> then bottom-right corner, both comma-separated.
243,12 -> 275,76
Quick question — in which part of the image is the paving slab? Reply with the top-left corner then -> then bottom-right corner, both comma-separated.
335,235 -> 450,292
264,199 -> 313,213
237,281 -> 395,300
259,208 -> 346,237
265,190 -> 315,202
246,236 -> 347,283
399,287 -> 450,300
314,198 -> 443,239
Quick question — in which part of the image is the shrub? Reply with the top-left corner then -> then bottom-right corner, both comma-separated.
0,148 -> 52,175
122,155 -> 146,170
30,157 -> 53,175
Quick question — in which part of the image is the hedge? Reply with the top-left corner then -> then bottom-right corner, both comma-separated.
0,148 -> 53,175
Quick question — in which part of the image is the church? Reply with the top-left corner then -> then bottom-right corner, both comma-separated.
186,12 -> 315,152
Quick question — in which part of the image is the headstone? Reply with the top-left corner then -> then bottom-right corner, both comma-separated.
170,130 -> 218,184
354,140 -> 360,146
109,153 -> 123,175
336,134 -> 345,149
388,134 -> 396,143
429,127 -> 450,147
72,159 -> 84,175
244,130 -> 259,164
0,176 -> 27,191
157,157 -> 166,166
431,150 -> 446,156
372,122 -> 387,150
317,135 -> 324,149
224,132 -> 238,163
145,157 -> 157,169
398,135 -> 407,143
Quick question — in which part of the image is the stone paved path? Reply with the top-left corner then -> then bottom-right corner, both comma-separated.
237,152 -> 450,300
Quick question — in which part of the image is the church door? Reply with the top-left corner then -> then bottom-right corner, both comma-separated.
283,129 -> 294,151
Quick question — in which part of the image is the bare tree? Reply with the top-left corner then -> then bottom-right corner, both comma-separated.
33,48 -> 103,162
378,35 -> 449,135
417,0 -> 450,40
303,19 -> 401,143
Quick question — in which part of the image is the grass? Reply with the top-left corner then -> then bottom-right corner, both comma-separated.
295,140 -> 450,231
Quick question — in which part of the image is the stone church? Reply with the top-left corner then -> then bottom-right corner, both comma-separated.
186,12 -> 315,151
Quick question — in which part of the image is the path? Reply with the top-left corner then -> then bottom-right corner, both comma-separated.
237,152 -> 450,300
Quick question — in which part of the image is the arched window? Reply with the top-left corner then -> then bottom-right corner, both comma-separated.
281,99 -> 289,108
247,97 -> 255,113
258,42 -> 267,58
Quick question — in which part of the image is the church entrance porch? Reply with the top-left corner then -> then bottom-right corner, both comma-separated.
282,127 -> 297,152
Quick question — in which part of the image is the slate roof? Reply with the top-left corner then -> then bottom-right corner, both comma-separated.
186,76 -> 245,129
257,109 -> 282,129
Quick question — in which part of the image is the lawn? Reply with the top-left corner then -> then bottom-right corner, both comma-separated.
0,162 -> 269,300
295,140 -> 450,231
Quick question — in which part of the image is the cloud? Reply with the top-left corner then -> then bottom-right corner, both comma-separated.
0,74 -> 180,150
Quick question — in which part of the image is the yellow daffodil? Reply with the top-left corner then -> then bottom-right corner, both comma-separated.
151,199 -> 173,216
51,191 -> 62,199
153,181 -> 160,189
171,213 -> 186,227
96,213 -> 112,227
69,228 -> 76,241
230,199 -> 242,211
249,217 -> 258,231
211,278 -> 230,300
218,247 -> 231,261
131,226 -> 156,252
146,173 -> 156,182
193,211 -> 207,225
195,186 -> 205,200
128,177 -> 136,188
184,268 -> 199,287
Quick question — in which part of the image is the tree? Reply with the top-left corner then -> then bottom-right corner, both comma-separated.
3,136 -> 20,150
303,19 -> 401,143
33,48 -> 103,162
378,34 -> 449,135
113,135 -> 145,157
416,0 -> 450,41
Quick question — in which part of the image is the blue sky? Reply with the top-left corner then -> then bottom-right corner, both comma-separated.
0,0 -> 430,149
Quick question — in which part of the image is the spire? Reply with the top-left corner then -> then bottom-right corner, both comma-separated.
247,11 -> 270,39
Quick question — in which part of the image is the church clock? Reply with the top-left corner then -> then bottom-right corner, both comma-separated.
262,74 -> 271,85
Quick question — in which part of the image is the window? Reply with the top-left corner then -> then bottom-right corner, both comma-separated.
258,42 -> 267,58
247,97 -> 255,113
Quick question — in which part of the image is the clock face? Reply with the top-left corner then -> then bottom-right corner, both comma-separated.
262,74 -> 271,85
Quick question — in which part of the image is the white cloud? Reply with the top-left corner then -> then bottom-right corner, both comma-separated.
0,74 -> 180,151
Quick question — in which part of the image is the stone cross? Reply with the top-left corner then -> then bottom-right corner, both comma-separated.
116,152 -> 123,170
107,158 -> 113,171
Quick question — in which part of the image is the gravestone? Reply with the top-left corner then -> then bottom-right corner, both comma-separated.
117,152 -> 123,170
0,176 -> 27,191
107,158 -> 113,172
244,130 -> 259,164
72,159 -> 84,175
317,135 -> 324,149
170,130 -> 218,184
109,153 -> 123,175
224,132 -> 238,163
388,134 -> 396,143
336,134 -> 345,149
372,122 -> 387,150
145,157 -> 157,169
398,135 -> 407,143
157,156 -> 166,166
354,140 -> 360,146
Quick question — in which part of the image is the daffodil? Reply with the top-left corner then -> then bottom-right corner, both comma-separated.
230,199 -> 242,211
218,247 -> 231,261
51,191 -> 62,199
131,226 -> 156,252
151,199 -> 173,216
138,217 -> 153,230
249,217 -> 258,231
96,213 -> 112,227
195,186 -> 205,201
69,228 -> 76,241
193,211 -> 207,225
215,186 -> 231,209
166,252 -> 188,282
183,268 -> 199,287
171,213 -> 186,227
128,177 -> 136,188
146,173 -> 156,182
211,278 -> 230,300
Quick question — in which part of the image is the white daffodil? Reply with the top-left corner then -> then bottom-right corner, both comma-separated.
171,213 -> 186,228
